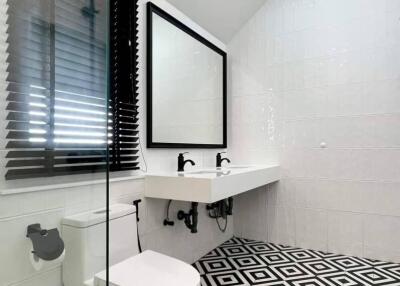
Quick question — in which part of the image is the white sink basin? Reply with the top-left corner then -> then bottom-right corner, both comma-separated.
145,165 -> 280,203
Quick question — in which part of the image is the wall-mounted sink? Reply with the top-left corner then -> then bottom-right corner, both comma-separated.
145,165 -> 280,203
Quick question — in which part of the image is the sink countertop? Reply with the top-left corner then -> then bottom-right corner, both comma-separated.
145,165 -> 281,203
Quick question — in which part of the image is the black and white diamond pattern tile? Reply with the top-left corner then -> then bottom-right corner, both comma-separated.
289,277 -> 326,286
194,237 -> 400,286
221,245 -> 252,257
319,272 -> 366,286
244,243 -> 279,254
202,270 -> 250,286
327,256 -> 371,271
195,258 -> 234,275
283,249 -> 321,263
349,268 -> 400,286
229,255 -> 267,270
302,260 -> 341,275
201,248 -> 227,260
378,264 -> 400,278
271,262 -> 314,281
258,252 -> 292,265
242,268 -> 281,284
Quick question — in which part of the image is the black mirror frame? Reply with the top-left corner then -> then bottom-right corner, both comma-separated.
146,2 -> 227,149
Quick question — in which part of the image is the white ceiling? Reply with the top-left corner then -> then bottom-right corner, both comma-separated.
166,0 -> 267,43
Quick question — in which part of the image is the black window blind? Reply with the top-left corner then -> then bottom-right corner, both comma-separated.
109,0 -> 140,172
5,0 -> 140,180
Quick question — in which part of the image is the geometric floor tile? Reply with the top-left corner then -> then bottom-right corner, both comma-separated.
378,263 -> 400,277
362,258 -> 392,267
319,272 -> 366,286
258,252 -> 292,265
283,249 -> 321,262
201,248 -> 227,260
242,267 -> 282,284
349,268 -> 400,285
270,263 -> 314,281
302,260 -> 341,275
195,258 -> 234,275
203,270 -> 249,286
326,256 -> 371,271
221,245 -> 252,257
194,237 -> 400,286
244,242 -> 279,254
289,277 -> 326,286
228,255 -> 266,270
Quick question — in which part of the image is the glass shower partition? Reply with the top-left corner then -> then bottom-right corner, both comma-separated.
0,1 -> 110,285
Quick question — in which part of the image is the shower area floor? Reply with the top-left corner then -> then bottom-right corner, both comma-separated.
193,237 -> 400,286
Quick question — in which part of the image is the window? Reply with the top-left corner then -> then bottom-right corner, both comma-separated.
5,0 -> 139,180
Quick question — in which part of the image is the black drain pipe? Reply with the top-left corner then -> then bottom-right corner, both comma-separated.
177,202 -> 199,233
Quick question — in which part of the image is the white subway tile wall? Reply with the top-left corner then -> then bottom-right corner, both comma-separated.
229,0 -> 400,263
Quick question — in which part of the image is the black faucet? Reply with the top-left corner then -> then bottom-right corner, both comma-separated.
177,152 -> 195,172
216,152 -> 231,168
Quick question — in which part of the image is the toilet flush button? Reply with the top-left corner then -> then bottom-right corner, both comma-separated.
320,142 -> 327,148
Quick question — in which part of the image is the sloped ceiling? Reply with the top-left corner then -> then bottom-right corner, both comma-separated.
166,0 -> 267,43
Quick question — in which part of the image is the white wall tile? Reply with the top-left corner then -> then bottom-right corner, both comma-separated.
8,268 -> 62,286
361,182 -> 400,216
295,208 -> 328,252
327,211 -> 364,257
233,187 -> 268,242
364,214 -> 400,263
321,180 -> 364,213
267,204 -> 296,246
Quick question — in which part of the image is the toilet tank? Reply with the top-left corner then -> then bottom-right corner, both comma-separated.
62,204 -> 139,286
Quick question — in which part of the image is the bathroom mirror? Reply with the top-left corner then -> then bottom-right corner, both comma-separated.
147,3 -> 227,148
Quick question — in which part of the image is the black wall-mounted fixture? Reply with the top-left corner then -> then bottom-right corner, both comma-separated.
26,224 -> 64,261
216,152 -> 231,168
177,153 -> 196,172
177,202 -> 199,233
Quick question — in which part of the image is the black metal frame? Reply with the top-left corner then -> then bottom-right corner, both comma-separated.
146,2 -> 227,149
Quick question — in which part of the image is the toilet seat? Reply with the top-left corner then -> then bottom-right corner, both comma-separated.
94,250 -> 201,286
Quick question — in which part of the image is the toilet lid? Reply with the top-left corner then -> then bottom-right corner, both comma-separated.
94,250 -> 200,286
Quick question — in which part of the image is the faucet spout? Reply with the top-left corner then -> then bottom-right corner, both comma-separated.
216,152 -> 231,168
184,159 -> 195,167
177,153 -> 196,172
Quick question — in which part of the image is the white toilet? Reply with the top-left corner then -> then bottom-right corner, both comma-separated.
61,204 -> 200,286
